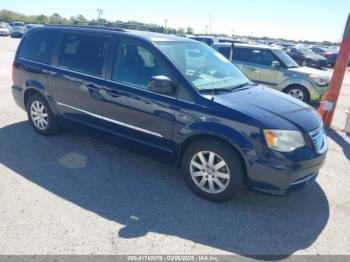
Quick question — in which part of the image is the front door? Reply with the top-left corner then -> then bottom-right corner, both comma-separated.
258,49 -> 285,87
101,39 -> 176,157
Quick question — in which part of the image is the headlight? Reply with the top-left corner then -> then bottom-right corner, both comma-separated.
309,74 -> 329,87
263,130 -> 305,152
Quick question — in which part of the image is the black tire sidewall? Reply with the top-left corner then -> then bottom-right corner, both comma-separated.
26,94 -> 56,136
181,140 -> 245,202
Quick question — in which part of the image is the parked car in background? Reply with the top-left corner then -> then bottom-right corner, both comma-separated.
12,26 -> 327,202
311,46 -> 338,67
0,23 -> 10,36
25,24 -> 44,30
188,35 -> 244,46
10,22 -> 27,38
286,47 -> 328,69
212,43 -> 330,104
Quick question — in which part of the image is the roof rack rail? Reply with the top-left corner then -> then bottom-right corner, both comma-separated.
45,21 -> 163,32
45,23 -> 127,32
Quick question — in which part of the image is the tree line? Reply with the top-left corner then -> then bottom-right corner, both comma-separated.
0,9 -> 194,35
0,9 -> 338,45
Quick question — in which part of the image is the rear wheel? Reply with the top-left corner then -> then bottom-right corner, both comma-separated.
181,140 -> 245,202
284,85 -> 310,104
26,93 -> 58,136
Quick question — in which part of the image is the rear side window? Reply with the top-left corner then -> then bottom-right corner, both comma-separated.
18,30 -> 57,64
58,33 -> 109,77
233,48 -> 261,64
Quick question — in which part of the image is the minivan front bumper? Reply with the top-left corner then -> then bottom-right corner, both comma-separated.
246,145 -> 327,195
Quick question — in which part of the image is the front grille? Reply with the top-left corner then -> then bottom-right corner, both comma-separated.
309,126 -> 327,153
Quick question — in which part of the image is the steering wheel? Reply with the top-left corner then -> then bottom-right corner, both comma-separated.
192,65 -> 224,79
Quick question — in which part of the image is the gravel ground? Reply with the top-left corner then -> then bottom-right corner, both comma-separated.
0,36 -> 349,257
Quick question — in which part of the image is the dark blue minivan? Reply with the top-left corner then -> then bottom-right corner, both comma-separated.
12,26 -> 328,202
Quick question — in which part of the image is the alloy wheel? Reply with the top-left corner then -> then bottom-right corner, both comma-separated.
30,101 -> 49,130
190,151 -> 230,194
288,88 -> 305,101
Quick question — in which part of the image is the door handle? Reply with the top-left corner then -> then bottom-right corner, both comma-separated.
103,88 -> 122,98
105,90 -> 122,98
86,83 -> 100,92
248,67 -> 257,71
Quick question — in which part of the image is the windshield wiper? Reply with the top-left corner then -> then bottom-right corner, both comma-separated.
199,87 -> 235,93
231,82 -> 253,89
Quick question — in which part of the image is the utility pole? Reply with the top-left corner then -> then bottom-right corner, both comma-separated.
97,9 -> 103,22
209,12 -> 212,34
164,19 -> 168,33
205,25 -> 209,34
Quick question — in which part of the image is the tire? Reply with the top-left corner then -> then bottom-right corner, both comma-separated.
181,139 -> 245,202
26,93 -> 58,136
283,85 -> 310,104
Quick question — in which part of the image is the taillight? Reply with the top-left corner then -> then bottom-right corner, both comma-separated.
12,61 -> 15,84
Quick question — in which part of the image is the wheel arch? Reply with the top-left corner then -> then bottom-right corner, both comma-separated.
177,133 -> 249,181
282,83 -> 311,101
23,81 -> 58,113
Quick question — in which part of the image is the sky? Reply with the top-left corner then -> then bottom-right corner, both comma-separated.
2,0 -> 350,42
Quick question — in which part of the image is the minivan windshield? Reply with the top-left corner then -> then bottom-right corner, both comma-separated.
156,41 -> 250,92
273,49 -> 299,68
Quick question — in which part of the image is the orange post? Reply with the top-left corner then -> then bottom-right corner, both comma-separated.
318,14 -> 350,128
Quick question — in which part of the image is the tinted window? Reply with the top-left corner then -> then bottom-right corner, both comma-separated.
112,41 -> 174,90
58,33 -> 109,77
233,48 -> 260,63
192,37 -> 213,46
218,47 -> 231,59
18,30 -> 56,64
260,50 -> 276,66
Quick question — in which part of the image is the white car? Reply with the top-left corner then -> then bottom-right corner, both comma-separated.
0,24 -> 10,36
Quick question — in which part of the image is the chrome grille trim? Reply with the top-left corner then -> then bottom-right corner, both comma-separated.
309,126 -> 327,154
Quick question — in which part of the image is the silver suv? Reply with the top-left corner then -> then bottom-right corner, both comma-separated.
212,43 -> 330,103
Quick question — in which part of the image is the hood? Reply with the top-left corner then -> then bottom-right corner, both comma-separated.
306,53 -> 327,61
207,85 -> 322,132
289,66 -> 331,79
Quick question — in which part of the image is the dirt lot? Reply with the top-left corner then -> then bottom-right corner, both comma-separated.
0,36 -> 349,257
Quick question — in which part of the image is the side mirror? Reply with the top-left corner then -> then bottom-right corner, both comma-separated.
148,76 -> 176,95
272,61 -> 281,68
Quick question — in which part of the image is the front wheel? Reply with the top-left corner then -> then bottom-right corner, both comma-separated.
26,93 -> 58,136
284,85 -> 310,104
181,140 -> 245,202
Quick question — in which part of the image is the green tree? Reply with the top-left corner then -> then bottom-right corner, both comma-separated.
186,27 -> 194,35
177,27 -> 185,35
49,13 -> 63,24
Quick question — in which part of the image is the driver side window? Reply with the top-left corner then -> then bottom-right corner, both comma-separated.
112,40 -> 174,90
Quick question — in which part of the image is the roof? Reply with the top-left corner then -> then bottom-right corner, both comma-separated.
212,42 -> 281,50
38,25 -> 192,43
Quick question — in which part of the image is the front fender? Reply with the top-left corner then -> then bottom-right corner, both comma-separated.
277,76 -> 319,99
175,121 -> 259,167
